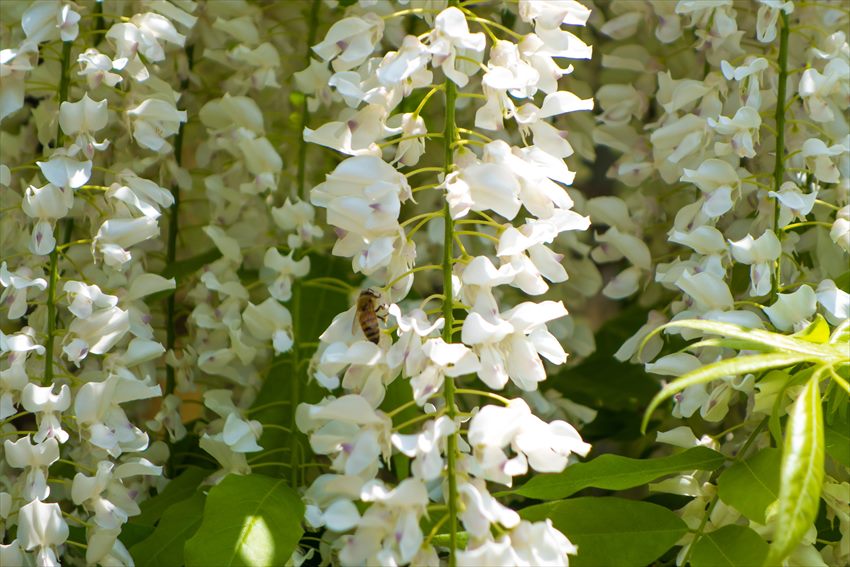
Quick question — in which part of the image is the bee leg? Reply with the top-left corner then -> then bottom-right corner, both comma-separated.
376,303 -> 389,323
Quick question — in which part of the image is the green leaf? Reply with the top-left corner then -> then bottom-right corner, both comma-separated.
767,367 -> 814,446
690,525 -> 768,567
161,248 -> 222,281
642,353 -> 814,433
717,448 -> 781,524
129,492 -> 205,567
521,497 -> 687,567
766,376 -> 825,565
824,409 -> 850,468
792,315 -> 830,344
510,446 -> 725,500
830,319 -> 850,344
184,474 -> 304,567
118,522 -> 156,549
134,466 -> 209,527
644,319 -> 844,360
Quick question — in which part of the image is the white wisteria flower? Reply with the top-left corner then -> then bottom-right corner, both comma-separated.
126,98 -> 188,152
4,435 -> 60,500
462,297 -> 571,391
729,231 -> 781,297
16,499 -> 68,567
21,383 -> 71,444
0,262 -> 46,319
311,156 -> 411,276
428,7 -> 486,87
58,93 -> 109,158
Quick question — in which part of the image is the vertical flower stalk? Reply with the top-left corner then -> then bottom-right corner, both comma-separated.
770,10 -> 790,301
289,0 -> 323,488
441,70 -> 460,564
165,46 -> 192,399
42,39 -> 73,387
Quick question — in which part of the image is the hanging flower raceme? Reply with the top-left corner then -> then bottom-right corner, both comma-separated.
1,2 -> 198,564
297,2 -> 595,565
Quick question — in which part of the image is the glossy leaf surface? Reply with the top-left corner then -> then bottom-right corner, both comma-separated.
184,474 -> 304,567
717,448 -> 780,524
521,497 -> 687,567
130,492 -> 206,567
690,525 -> 768,567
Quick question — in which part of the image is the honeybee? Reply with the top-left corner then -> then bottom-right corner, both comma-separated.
354,288 -> 386,344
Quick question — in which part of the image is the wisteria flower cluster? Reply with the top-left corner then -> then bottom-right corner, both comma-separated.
1,1 -> 847,567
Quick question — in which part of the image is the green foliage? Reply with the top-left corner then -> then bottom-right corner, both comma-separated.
641,352 -> 815,433
690,525 -> 768,567
120,466 -> 210,548
766,376 -> 825,565
134,466 -> 210,527
521,497 -> 687,567
824,406 -> 850,468
510,446 -> 725,500
129,492 -> 206,567
716,448 -> 781,524
639,319 -> 849,433
184,474 -> 304,567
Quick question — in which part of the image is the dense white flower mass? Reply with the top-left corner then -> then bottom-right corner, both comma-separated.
593,1 -> 849,564
295,1 -> 598,564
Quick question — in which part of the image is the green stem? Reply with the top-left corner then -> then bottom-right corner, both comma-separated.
92,0 -> 106,46
296,0 -> 321,199
43,41 -> 73,387
290,0 -> 322,488
289,281 -> 302,487
770,11 -> 790,302
164,45 -> 192,478
442,66 -> 460,566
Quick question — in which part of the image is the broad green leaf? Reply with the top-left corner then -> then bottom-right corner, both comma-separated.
642,353 -> 814,433
134,466 -> 209,527
717,448 -> 780,523
130,492 -> 205,567
824,409 -> 850,467
521,497 -> 687,567
161,248 -> 221,281
118,522 -> 155,549
690,525 -> 768,567
511,446 -> 725,500
766,376 -> 825,566
184,474 -> 304,567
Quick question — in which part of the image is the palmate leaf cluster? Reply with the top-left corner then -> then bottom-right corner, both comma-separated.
0,0 -> 848,566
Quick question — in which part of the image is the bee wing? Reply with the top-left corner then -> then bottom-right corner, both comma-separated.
351,306 -> 361,337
